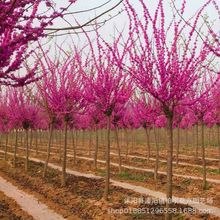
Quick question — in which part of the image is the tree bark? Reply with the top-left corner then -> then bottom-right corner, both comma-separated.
89,130 -> 92,157
165,115 -> 173,220
145,128 -> 151,163
208,127 -> 211,147
35,130 -> 38,155
61,120 -> 68,187
75,130 -> 78,150
185,129 -> 188,149
25,129 -> 29,172
72,130 -> 76,165
154,127 -> 159,181
115,127 -> 122,173
43,124 -> 53,178
30,129 -> 33,149
82,129 -> 85,147
103,116 -> 111,200
21,130 -> 23,146
195,124 -> 199,159
13,129 -> 18,168
59,130 -> 62,162
125,129 -> 129,160
176,127 -> 180,166
131,129 -> 134,154
4,132 -> 8,161
201,123 -> 207,190
94,125 -> 99,169
218,125 -> 220,173
39,130 -> 42,146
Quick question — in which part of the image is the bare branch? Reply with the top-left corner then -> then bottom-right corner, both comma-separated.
45,0 -> 123,31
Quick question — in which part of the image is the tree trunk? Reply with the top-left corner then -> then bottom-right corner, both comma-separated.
192,125 -> 195,152
35,130 -> 38,154
43,124 -> 53,178
25,129 -> 29,172
4,132 -> 8,161
217,125 -> 220,173
145,128 -> 151,163
82,129 -> 85,148
13,129 -> 18,167
165,115 -> 173,220
61,120 -> 68,187
104,116 -> 111,200
131,129 -> 134,154
75,130 -> 78,150
39,130 -> 42,145
94,125 -> 99,169
100,129 -> 103,145
89,130 -> 92,157
30,129 -> 33,149
195,124 -> 199,159
21,130 -> 23,146
154,127 -> 159,181
201,123 -> 207,189
185,129 -> 188,149
59,130 -> 62,162
115,127 -> 122,173
176,127 -> 180,166
72,130 -> 76,165
125,129 -> 129,160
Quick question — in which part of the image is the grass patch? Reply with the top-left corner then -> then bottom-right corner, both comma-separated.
207,168 -> 220,175
79,200 -> 87,209
204,182 -> 212,190
118,171 -> 149,182
129,212 -> 146,219
175,213 -> 185,219
131,157 -> 146,163
97,168 -> 106,176
197,167 -> 220,175
182,178 -> 192,186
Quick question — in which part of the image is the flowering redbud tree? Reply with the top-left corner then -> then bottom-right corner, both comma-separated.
133,95 -> 156,163
0,0 -> 76,87
119,0 -> 219,217
112,99 -> 133,173
190,88 -> 214,190
0,94 -> 11,161
83,32 -> 133,200
204,83 -> 220,172
86,106 -> 104,169
209,83 -> 220,172
38,48 -> 83,186
8,87 -> 41,172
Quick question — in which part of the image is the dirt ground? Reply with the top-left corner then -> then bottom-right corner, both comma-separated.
0,132 -> 219,220
1,146 -> 220,209
0,190 -> 33,220
0,155 -> 217,220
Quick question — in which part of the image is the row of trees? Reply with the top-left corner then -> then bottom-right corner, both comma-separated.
0,1 -> 219,220
0,38 -> 219,208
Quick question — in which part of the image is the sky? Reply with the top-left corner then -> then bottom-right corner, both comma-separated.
39,0 -> 219,55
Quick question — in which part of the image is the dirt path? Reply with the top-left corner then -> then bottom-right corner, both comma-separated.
0,175 -> 65,220
1,150 -> 220,218
1,147 -> 220,184
5,142 -> 219,166
109,152 -> 218,170
69,155 -> 220,184
0,190 -> 33,220
21,157 -> 220,218
19,140 -> 218,162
